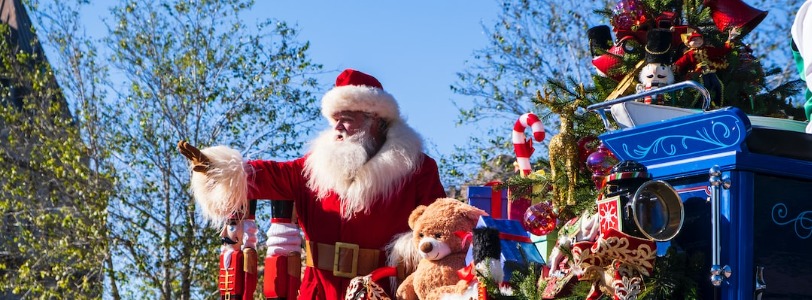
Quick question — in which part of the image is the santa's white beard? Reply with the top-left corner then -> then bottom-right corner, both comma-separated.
304,128 -> 379,218
327,130 -> 374,181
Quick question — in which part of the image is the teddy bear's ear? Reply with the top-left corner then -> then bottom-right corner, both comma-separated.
408,205 -> 427,229
458,204 -> 488,227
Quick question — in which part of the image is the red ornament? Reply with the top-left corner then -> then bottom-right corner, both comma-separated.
704,0 -> 767,36
612,0 -> 649,42
586,142 -> 618,190
577,136 -> 599,171
523,201 -> 558,236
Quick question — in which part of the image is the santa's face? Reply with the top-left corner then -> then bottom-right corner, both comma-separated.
310,119 -> 378,184
333,111 -> 375,141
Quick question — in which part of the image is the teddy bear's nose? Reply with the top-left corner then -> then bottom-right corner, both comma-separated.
419,241 -> 433,253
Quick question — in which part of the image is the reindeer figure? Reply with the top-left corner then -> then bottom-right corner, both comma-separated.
536,87 -> 586,207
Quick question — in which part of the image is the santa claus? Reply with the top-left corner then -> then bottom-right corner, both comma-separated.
179,69 -> 446,299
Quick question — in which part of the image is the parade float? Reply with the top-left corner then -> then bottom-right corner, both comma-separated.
202,0 -> 812,299
453,0 -> 812,299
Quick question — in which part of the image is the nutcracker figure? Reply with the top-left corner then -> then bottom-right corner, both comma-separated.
219,213 -> 245,299
263,199 -> 301,300
673,26 -> 740,106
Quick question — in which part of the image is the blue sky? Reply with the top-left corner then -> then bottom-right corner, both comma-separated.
67,0 -> 500,158
253,1 -> 501,157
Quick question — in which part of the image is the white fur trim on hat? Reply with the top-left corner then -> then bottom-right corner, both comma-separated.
321,85 -> 400,123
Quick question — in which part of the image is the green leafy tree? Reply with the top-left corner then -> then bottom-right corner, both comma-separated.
9,0 -> 321,298
0,0 -> 112,298
97,1 -> 322,299
444,0 -> 606,189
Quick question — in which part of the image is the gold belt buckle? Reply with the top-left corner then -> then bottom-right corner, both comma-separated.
333,242 -> 359,278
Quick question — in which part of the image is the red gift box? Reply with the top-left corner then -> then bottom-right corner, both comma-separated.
466,182 -> 530,220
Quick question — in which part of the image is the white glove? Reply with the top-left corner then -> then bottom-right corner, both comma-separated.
265,223 -> 302,256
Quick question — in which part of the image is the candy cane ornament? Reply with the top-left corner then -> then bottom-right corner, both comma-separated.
513,113 -> 546,176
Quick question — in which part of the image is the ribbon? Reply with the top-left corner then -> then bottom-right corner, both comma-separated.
513,140 -> 535,157
484,181 -> 502,219
455,231 -> 473,249
498,232 -> 532,243
457,262 -> 477,284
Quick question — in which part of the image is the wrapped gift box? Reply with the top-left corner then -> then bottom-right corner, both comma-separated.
467,183 -> 530,220
530,230 -> 557,263
475,216 -> 545,282
466,185 -> 508,219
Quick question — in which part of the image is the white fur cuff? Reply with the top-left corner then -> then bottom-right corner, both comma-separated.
189,146 -> 248,226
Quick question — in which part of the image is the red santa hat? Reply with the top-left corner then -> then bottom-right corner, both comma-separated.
321,69 -> 400,124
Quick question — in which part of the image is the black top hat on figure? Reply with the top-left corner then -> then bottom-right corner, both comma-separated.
644,28 -> 674,64
588,25 -> 613,57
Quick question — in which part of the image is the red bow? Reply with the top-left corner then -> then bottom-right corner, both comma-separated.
454,231 -> 473,249
498,232 -> 532,243
457,262 -> 477,284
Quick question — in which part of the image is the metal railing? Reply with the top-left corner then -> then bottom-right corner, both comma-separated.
586,80 -> 712,131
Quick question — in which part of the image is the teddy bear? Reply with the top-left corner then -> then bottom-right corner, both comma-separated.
395,198 -> 487,300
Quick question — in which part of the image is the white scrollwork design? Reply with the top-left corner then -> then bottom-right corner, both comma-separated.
621,121 -> 737,160
771,203 -> 812,239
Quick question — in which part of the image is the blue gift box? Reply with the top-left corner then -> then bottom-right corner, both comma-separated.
474,216 -> 545,281
466,186 -> 507,219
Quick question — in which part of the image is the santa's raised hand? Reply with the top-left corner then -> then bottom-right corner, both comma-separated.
177,140 -> 210,173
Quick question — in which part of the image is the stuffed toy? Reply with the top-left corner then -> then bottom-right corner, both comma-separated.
395,198 -> 487,300
673,26 -> 741,106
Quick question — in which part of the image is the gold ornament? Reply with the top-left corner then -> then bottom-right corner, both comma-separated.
536,88 -> 586,207
606,60 -> 645,101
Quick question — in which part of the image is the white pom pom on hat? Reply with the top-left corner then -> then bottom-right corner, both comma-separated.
321,69 -> 401,124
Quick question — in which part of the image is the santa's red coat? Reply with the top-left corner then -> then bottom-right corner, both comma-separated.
246,154 -> 445,299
